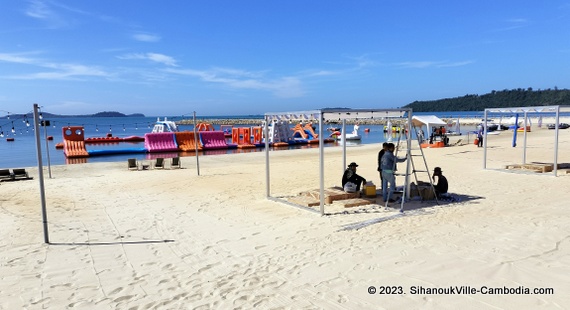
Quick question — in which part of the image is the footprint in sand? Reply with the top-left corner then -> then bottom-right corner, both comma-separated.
109,287 -> 124,295
337,294 -> 349,303
29,297 -> 51,305
113,295 -> 135,303
50,283 -> 72,289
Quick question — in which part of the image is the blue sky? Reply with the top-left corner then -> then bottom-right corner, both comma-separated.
1,0 -> 569,117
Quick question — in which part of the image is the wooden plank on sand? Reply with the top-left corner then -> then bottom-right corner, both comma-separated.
335,198 -> 377,208
505,163 -> 553,173
303,187 -> 359,204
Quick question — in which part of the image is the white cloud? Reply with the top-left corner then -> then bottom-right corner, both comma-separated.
0,52 -> 109,80
0,53 -> 38,64
397,60 -> 473,69
437,60 -> 475,68
397,61 -> 441,69
133,33 -> 161,42
117,53 -> 177,66
24,0 -> 67,28
165,67 -> 305,98
493,18 -> 530,32
25,0 -> 52,19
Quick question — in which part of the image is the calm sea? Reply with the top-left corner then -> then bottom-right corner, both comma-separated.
0,111 -> 488,169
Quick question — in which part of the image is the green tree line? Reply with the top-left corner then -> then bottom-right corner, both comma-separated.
403,88 -> 570,112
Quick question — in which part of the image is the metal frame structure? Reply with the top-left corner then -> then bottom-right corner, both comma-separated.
264,108 -> 413,216
483,105 -> 570,176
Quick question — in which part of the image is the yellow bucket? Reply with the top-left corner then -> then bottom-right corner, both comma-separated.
364,185 -> 376,197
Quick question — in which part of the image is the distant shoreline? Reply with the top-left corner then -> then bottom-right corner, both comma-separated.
176,116 -> 570,126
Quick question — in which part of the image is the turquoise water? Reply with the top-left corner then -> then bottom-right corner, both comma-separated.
0,111 -> 491,168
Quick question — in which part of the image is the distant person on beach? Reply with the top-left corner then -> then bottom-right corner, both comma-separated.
432,167 -> 448,197
342,162 -> 367,193
377,143 -> 388,189
380,143 -> 407,202
477,127 -> 484,147
417,129 -> 424,143
429,127 -> 436,144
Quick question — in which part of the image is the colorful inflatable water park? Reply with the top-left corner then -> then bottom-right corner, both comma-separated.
58,118 -> 334,159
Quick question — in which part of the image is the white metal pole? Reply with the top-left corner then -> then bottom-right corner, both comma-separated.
33,104 -> 49,244
483,109 -> 488,169
523,111 -> 528,164
265,116 -> 271,197
342,119 -> 346,173
406,112 -> 412,200
319,112 -> 325,216
554,107 -> 560,176
193,111 -> 200,176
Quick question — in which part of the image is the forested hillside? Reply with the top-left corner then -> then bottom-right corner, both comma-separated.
404,88 -> 570,112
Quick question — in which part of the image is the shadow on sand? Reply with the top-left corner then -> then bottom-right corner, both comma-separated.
336,193 -> 485,231
49,239 -> 175,246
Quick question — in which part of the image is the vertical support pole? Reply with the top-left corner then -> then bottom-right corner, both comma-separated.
523,111 -> 528,164
554,108 -> 560,176
483,109 -> 488,169
193,111 -> 200,176
342,119 -> 346,173
33,104 -> 49,244
265,115 -> 271,197
319,112 -> 325,216
405,111 -> 412,201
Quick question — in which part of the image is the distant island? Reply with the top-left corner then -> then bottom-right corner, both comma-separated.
403,88 -> 570,112
1,111 -> 145,119
91,111 -> 145,117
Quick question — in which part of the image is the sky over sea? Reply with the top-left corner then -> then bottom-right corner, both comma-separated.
1,0 -> 569,116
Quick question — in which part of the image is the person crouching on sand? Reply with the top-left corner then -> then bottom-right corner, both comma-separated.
432,167 -> 448,197
342,162 -> 367,193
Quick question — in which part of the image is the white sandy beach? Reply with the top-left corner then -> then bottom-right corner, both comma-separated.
1,127 -> 569,309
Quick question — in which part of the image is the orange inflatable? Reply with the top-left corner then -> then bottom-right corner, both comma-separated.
251,127 -> 263,144
62,126 -> 89,158
175,131 -> 202,151
232,127 -> 255,148
195,122 -> 215,131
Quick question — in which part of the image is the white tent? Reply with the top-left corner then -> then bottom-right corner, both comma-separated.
411,115 -> 447,132
483,105 -> 570,176
264,108 -> 413,215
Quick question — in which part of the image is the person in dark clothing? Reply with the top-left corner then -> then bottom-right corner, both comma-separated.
477,128 -> 484,147
377,143 -> 388,189
342,162 -> 367,192
432,167 -> 448,197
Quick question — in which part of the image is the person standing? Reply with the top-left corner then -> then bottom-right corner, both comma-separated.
380,143 -> 407,202
477,127 -> 484,147
377,142 -> 388,189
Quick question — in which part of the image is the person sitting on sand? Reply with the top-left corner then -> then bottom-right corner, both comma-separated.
342,162 -> 367,193
432,167 -> 448,197
380,143 -> 407,202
